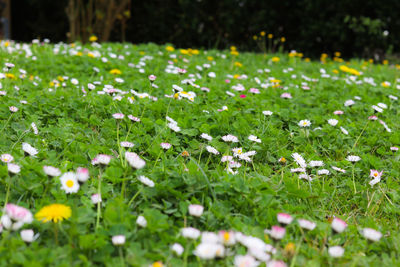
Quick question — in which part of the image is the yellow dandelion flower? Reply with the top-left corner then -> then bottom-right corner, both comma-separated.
333,69 -> 339,74
139,51 -> 145,55
234,62 -> 242,67
109,69 -> 122,75
267,33 -> 273,39
70,43 -> 75,48
304,58 -> 310,62
4,41 -> 10,47
35,204 -> 71,223
383,59 -> 389,65
87,52 -> 95,58
57,76 -> 64,82
230,46 -> 237,51
334,51 -> 341,57
284,242 -> 296,257
191,49 -> 199,55
230,50 -> 239,56
166,46 -> 175,52
280,37 -> 286,42
5,73 -> 16,79
271,57 -> 280,62
89,35 -> 98,42
76,52 -> 83,57
260,31 -> 266,37
253,35 -> 258,40
369,59 -> 374,64
233,74 -> 240,79
180,49 -> 189,55
207,56 -> 214,61
152,262 -> 164,267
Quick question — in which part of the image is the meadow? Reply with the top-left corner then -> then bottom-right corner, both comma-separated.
0,40 -> 399,266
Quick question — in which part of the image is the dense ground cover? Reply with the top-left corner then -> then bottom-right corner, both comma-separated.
0,41 -> 399,266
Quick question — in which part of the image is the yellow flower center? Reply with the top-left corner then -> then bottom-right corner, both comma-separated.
223,232 -> 230,242
66,180 -> 74,188
374,173 -> 378,177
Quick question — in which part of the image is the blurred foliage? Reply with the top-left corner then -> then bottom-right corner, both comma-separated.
10,0 -> 400,58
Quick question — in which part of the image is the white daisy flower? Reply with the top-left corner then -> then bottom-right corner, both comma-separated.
221,155 -> 233,162
263,110 -> 273,116
291,153 -> 307,168
1,154 -> 14,163
126,152 -> 146,169
171,243 -> 184,256
43,166 -> 61,177
22,143 -> 38,156
331,218 -> 347,233
120,141 -> 134,148
372,105 -> 383,113
328,246 -> 344,258
344,99 -> 355,106
222,134 -> 239,143
160,142 -> 171,149
234,255 -> 259,267
193,243 -> 224,259
188,204 -> 204,217
138,175 -> 154,187
60,172 -> 80,194
9,106 -> 18,112
20,229 -> 38,243
327,119 -> 338,126
112,113 -> 125,119
31,122 -> 38,135
112,235 -> 126,246
340,126 -> 349,135
298,120 -> 311,127
200,133 -> 213,141
309,161 -> 324,167
7,163 -> 21,174
317,169 -> 330,175
248,135 -> 261,143
76,167 -> 89,182
91,154 -> 112,165
331,166 -> 346,173
181,227 -> 201,239
128,115 -> 141,122
346,155 -> 361,162
91,193 -> 102,204
361,228 -> 382,242
136,215 -> 147,227
298,219 -> 316,230
206,146 -> 219,155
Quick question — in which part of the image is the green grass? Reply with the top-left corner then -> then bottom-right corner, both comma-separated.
0,41 -> 399,266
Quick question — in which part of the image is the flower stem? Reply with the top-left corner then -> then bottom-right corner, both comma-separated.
118,246 -> 125,267
352,164 -> 357,194
128,187 -> 143,207
95,169 -> 102,231
152,150 -> 163,172
3,174 -> 11,209
0,113 -> 14,134
352,120 -> 369,150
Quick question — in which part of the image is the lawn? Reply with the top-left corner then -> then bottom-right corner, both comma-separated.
0,40 -> 399,266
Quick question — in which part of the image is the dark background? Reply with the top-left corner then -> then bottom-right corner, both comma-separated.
8,0 -> 400,58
